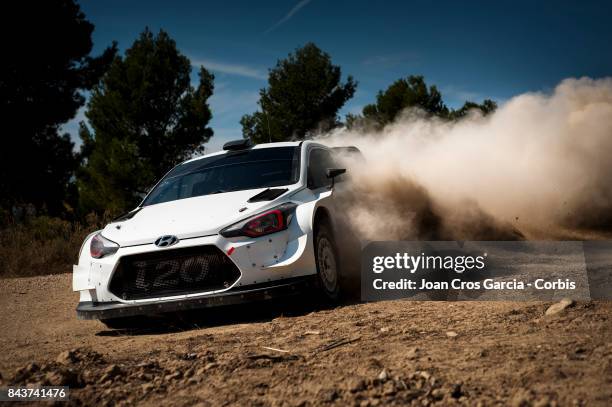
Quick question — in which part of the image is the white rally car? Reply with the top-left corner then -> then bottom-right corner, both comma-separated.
73,139 -> 356,327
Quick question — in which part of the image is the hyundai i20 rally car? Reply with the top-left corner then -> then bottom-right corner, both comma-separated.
73,139 -> 357,327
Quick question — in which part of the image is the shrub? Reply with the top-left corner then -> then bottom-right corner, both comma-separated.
0,214 -> 108,278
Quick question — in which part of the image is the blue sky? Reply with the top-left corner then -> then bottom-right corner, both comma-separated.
63,0 -> 612,152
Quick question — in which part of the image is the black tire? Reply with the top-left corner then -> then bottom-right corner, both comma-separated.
314,222 -> 341,301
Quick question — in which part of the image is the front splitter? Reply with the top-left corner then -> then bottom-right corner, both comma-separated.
76,276 -> 316,320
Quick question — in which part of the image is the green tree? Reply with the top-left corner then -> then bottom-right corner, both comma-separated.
78,29 -> 214,214
448,99 -> 498,120
242,43 -> 357,143
359,75 -> 448,129
349,75 -> 497,129
0,0 -> 116,215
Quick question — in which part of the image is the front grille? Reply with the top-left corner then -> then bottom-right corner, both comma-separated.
109,245 -> 241,300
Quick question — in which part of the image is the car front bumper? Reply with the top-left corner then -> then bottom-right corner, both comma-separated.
76,276 -> 316,320
74,217 -> 317,305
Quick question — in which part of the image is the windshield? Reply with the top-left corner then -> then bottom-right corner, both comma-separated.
142,146 -> 301,206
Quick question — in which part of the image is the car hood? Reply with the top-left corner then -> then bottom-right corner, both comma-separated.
100,187 -> 294,247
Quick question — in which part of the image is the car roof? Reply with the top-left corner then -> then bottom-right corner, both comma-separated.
181,140 -> 326,165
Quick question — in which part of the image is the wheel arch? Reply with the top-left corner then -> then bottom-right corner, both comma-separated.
313,206 -> 334,237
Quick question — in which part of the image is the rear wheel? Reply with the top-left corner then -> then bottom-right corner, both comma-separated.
314,222 -> 340,301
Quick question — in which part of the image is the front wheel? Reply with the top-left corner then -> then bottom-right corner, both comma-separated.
314,222 -> 340,301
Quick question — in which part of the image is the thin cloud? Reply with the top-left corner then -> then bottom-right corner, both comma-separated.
264,0 -> 313,34
441,85 -> 483,104
439,85 -> 505,108
192,59 -> 267,80
210,86 -> 260,118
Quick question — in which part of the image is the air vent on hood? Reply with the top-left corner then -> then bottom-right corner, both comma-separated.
247,188 -> 289,203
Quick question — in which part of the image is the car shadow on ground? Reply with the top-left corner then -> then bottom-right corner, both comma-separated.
95,294 -> 359,337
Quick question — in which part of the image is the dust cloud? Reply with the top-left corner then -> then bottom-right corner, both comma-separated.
320,77 -> 612,240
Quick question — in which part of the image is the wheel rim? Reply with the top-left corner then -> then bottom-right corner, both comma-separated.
317,237 -> 337,292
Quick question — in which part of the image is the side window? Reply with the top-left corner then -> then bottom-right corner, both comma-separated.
308,149 -> 335,189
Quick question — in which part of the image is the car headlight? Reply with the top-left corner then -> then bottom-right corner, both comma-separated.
78,231 -> 99,262
90,232 -> 119,258
220,203 -> 297,238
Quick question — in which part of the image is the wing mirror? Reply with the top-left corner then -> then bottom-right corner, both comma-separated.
326,168 -> 346,188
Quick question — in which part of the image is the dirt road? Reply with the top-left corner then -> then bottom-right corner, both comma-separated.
1,273 -> 611,406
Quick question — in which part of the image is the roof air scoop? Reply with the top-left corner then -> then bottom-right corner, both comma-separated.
223,139 -> 254,151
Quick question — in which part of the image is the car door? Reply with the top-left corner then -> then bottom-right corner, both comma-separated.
306,146 -> 350,225
306,146 -> 361,283
307,148 -> 335,191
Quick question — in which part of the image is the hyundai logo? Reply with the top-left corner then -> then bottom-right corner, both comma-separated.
155,235 -> 179,248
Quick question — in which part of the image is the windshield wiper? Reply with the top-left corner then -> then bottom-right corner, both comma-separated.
112,207 -> 143,222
